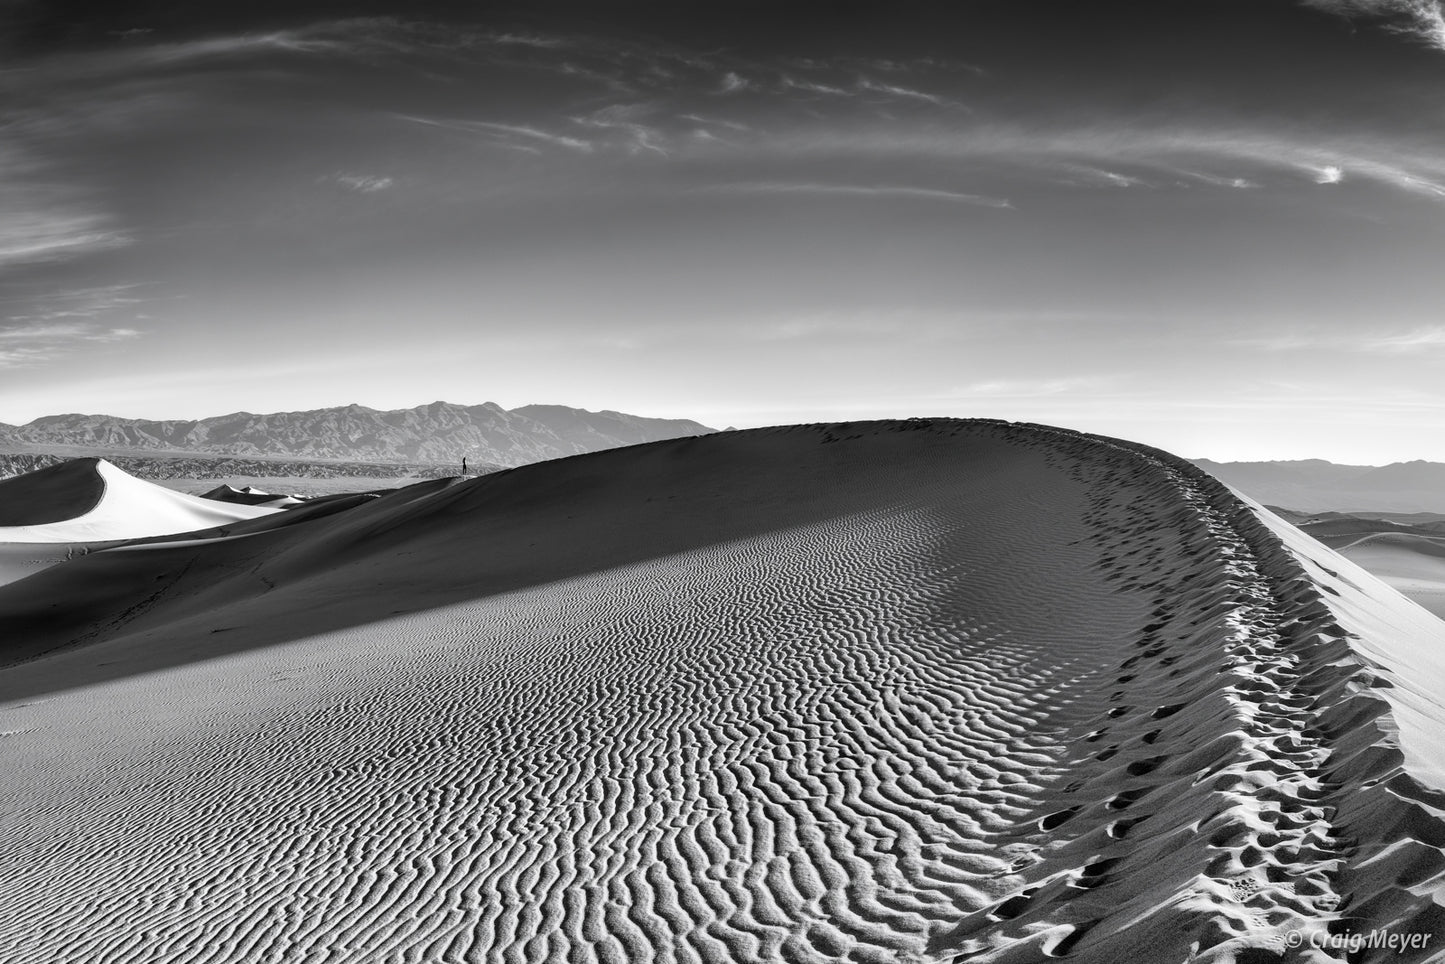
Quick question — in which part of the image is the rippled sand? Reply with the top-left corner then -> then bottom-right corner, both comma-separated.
2,421 -> 1443,963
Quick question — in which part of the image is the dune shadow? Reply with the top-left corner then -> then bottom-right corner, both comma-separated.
0,422 -> 994,702
0,457 -> 106,526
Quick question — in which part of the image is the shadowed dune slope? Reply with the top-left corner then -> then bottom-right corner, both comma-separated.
0,456 -> 106,524
200,483 -> 306,507
2,420 -> 1444,963
0,458 -> 279,543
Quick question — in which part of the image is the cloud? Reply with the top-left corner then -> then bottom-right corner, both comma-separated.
960,377 -> 1113,397
5,29 -> 344,91
0,323 -> 140,343
761,124 -> 1445,203
1181,171 -> 1261,189
779,76 -> 853,97
0,146 -> 128,269
709,181 -> 1012,208
1053,166 -> 1154,189
573,105 -> 670,157
491,32 -> 572,50
1341,157 -> 1445,196
1234,326 -> 1445,353
0,320 -> 144,368
677,114 -> 750,133
1360,327 -> 1445,351
718,72 -> 752,94
0,207 -> 130,269
855,77 -> 959,108
462,120 -> 595,153
0,282 -> 152,330
396,115 -> 594,153
332,174 -> 395,193
1302,0 -> 1445,50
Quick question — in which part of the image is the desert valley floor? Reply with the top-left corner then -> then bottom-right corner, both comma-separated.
2,420 -> 1444,963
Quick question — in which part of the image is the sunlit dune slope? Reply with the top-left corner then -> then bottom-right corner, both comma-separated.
0,457 -> 279,543
200,483 -> 306,508
1332,532 -> 1445,620
2,420 -> 1443,964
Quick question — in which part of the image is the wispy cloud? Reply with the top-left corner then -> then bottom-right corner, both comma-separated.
855,77 -> 960,108
779,76 -> 852,97
572,105 -> 669,157
0,284 -> 153,322
396,114 -> 594,153
785,55 -> 987,77
459,120 -> 594,153
1302,0 -> 1445,50
1053,165 -> 1155,189
708,181 -> 1012,208
0,209 -> 130,268
1360,327 -> 1445,351
3,29 -> 346,95
1180,171 -> 1260,189
959,376 -> 1114,397
763,124 -> 1445,202
718,72 -> 752,94
677,114 -> 750,133
0,320 -> 144,368
330,173 -> 394,193
0,323 -> 139,342
491,32 -> 572,50
1234,326 -> 1445,353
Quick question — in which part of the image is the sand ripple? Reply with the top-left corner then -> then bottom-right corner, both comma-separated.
1,421 -> 1442,962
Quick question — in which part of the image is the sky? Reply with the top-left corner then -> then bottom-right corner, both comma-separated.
3,0 -> 1445,463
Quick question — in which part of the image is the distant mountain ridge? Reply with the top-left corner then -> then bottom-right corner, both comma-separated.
0,402 -> 715,468
0,453 -> 469,485
1194,458 -> 1445,514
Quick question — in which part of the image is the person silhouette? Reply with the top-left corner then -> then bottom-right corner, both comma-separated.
462,457 -> 468,475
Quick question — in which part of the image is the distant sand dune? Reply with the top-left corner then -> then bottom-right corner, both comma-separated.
1,421 -> 1443,963
1329,532 -> 1445,620
200,483 -> 306,508
0,456 -> 106,525
0,457 -> 278,544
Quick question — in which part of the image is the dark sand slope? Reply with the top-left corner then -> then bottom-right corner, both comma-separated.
0,458 -> 285,587
0,457 -> 278,543
1,421 -> 1443,963
0,455 -> 106,524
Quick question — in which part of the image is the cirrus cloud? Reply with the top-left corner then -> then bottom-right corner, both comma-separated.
1302,0 -> 1445,50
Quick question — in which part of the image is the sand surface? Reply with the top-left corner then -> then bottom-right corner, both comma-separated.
0,458 -> 278,544
2,421 -> 1443,963
154,476 -> 413,499
1330,533 -> 1445,620
1273,513 -> 1445,621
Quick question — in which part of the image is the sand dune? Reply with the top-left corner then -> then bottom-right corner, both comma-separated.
200,483 -> 306,508
2,421 -> 1443,963
1329,533 -> 1445,620
0,457 -> 279,544
1270,513 -> 1445,621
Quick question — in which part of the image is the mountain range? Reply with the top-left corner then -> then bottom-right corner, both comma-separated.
1193,458 -> 1445,514
0,402 -> 715,469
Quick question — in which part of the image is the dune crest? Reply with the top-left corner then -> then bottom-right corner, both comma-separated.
1,421 -> 1442,963
0,458 -> 278,543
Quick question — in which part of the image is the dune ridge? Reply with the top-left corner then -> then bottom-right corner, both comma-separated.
0,458 -> 279,544
1,420 -> 1442,963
